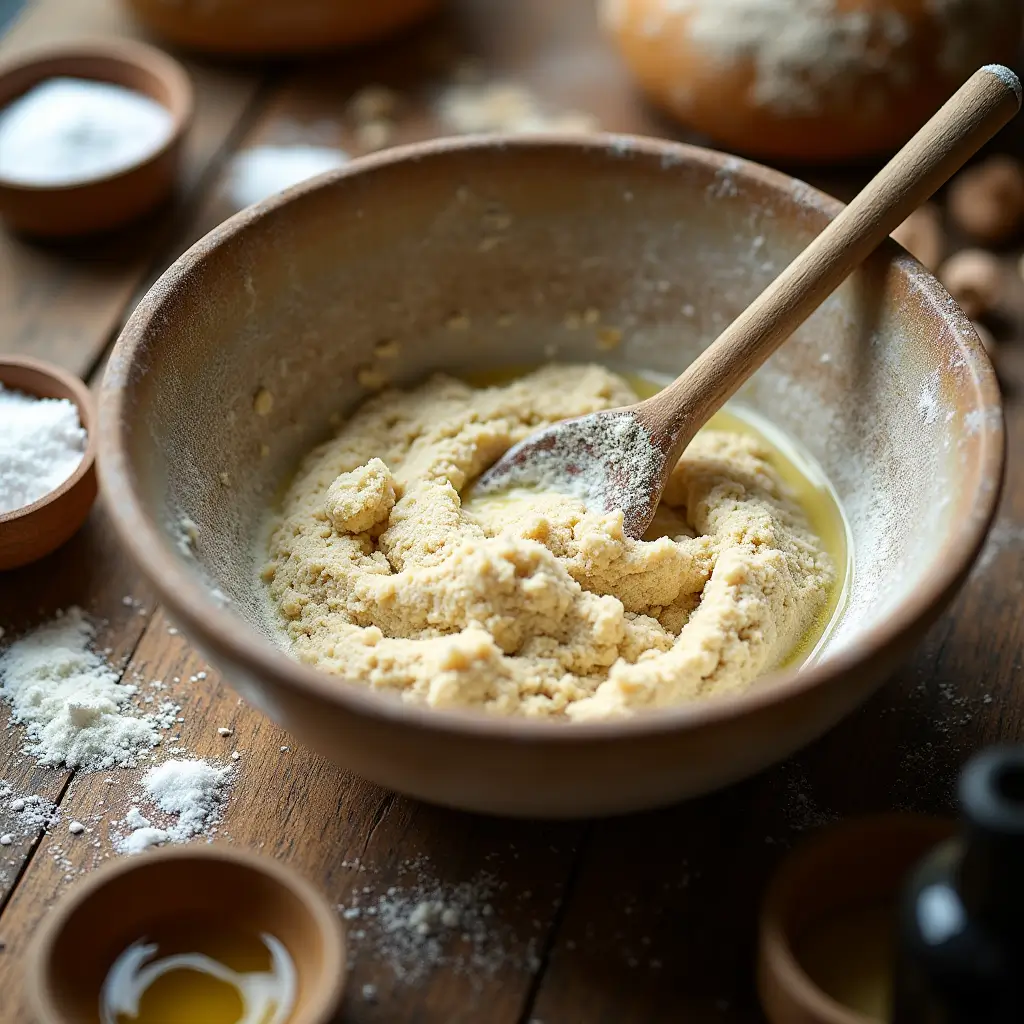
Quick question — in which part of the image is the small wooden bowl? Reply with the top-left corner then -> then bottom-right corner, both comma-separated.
0,40 -> 193,237
25,845 -> 347,1024
121,0 -> 443,55
0,356 -> 97,571
758,815 -> 955,1024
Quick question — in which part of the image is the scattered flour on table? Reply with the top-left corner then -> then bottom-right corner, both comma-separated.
226,145 -> 349,208
437,81 -> 598,134
337,856 -> 535,985
0,384 -> 86,514
0,609 -> 179,770
116,758 -> 233,854
972,517 -> 1024,577
0,781 -> 60,840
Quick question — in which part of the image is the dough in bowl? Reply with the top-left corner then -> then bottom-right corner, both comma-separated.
262,365 -> 834,720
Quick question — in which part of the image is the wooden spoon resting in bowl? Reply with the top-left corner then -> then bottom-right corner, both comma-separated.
476,65 -> 1021,539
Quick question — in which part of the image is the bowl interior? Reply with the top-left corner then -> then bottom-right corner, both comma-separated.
106,138 -> 1000,710
32,851 -> 344,1021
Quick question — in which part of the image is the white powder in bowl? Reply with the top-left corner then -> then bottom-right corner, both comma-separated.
0,77 -> 174,186
0,384 -> 86,514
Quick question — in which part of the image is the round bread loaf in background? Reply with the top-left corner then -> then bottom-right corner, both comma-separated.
600,0 -> 1022,162
122,0 -> 442,54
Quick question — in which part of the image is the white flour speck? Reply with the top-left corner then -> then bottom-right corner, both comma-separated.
338,857 -> 535,986
918,370 -> 941,425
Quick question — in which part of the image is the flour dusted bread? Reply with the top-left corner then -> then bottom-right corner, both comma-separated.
600,0 -> 1021,162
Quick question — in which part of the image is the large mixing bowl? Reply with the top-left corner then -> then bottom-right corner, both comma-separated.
99,136 -> 1003,817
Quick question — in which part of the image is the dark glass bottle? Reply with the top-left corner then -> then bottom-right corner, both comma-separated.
892,746 -> 1024,1023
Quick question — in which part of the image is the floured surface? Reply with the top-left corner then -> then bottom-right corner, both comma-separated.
262,365 -> 833,720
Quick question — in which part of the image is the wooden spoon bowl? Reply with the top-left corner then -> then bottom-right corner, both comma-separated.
0,356 -> 98,571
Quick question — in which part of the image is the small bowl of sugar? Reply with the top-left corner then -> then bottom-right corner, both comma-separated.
0,356 -> 98,570
0,39 -> 193,237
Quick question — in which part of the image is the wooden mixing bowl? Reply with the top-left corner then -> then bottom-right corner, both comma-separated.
99,136 -> 1003,818
0,40 -> 193,237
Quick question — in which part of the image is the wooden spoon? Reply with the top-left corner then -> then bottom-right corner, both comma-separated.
477,65 -> 1022,539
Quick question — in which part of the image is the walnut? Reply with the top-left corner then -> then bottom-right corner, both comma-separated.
947,156 -> 1024,245
938,249 -> 1004,319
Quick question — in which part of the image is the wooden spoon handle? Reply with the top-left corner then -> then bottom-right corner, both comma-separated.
644,65 -> 1022,458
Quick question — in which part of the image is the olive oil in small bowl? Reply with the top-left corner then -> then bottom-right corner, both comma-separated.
26,847 -> 345,1024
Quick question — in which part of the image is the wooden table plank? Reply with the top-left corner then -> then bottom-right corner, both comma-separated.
0,0 -> 267,376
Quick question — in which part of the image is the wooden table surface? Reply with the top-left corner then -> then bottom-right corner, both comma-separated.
2,2 -> 1023,1021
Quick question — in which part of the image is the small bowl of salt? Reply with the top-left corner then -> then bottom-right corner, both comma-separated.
0,39 -> 193,237
0,356 -> 97,570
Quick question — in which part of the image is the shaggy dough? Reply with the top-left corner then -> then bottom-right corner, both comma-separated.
263,365 -> 833,720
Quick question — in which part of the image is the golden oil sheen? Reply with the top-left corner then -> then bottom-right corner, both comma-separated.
100,921 -> 296,1024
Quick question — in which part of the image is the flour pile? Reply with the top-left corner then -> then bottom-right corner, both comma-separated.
0,384 -> 86,514
0,609 -> 172,769
118,758 -> 233,855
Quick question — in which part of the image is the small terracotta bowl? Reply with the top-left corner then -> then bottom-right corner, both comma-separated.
0,356 -> 97,571
122,0 -> 443,55
0,40 -> 193,237
25,845 -> 347,1024
758,815 -> 955,1024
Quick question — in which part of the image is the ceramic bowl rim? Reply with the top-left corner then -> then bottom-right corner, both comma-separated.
98,132 -> 1005,743
0,355 -> 98,526
0,37 -> 194,194
24,844 -> 347,1024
